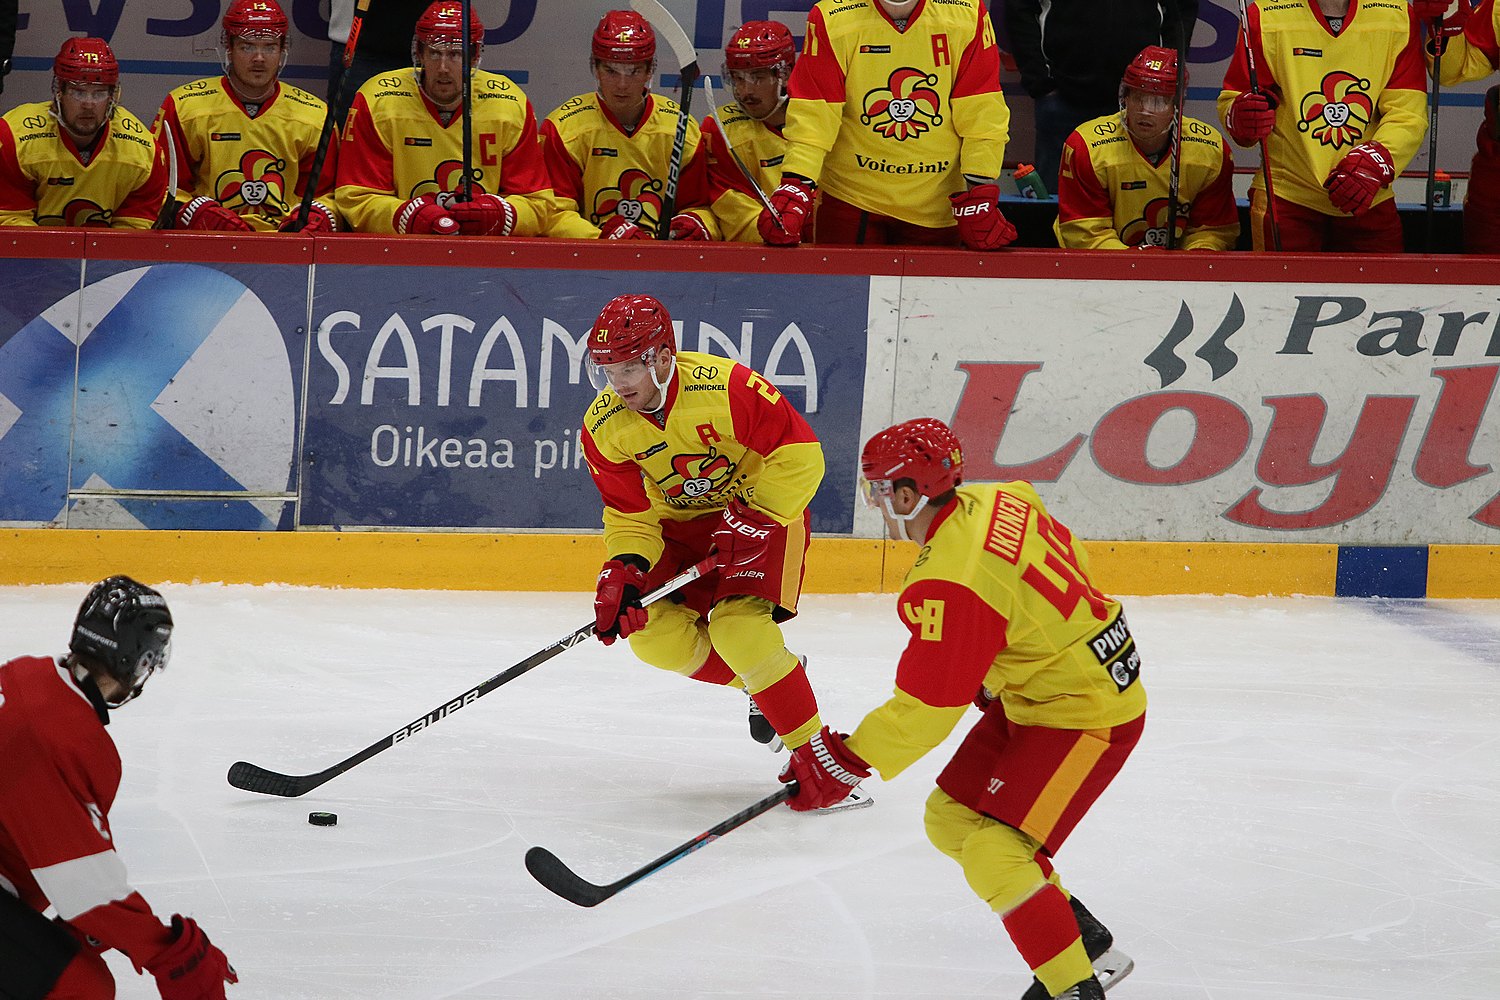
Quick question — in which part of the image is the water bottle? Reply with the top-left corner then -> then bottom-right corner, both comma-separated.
1013,164 -> 1049,199
1432,170 -> 1452,209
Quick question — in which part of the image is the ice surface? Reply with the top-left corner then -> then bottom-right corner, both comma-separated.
3,585 -> 1497,999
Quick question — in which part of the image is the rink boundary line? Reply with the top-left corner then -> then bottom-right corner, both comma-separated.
4,530 -> 1497,597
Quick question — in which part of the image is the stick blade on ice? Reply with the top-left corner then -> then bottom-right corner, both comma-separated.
227,761 -> 322,798
524,847 -> 613,907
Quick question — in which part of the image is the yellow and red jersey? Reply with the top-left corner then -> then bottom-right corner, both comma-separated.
1432,0 -> 1500,84
702,103 -> 785,242
846,482 -> 1147,781
0,102 -> 167,228
580,350 -> 824,565
337,66 -> 553,235
154,77 -> 336,231
782,0 -> 1011,228
540,91 -> 715,239
1216,0 -> 1427,215
1055,113 -> 1240,250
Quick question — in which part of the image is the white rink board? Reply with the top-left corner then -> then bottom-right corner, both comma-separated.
885,275 -> 1500,545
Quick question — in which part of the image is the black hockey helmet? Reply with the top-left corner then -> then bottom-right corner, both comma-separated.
70,575 -> 173,706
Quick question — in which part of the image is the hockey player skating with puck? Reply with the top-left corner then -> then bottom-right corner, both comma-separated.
580,294 -> 859,805
0,577 -> 237,1000
781,419 -> 1145,999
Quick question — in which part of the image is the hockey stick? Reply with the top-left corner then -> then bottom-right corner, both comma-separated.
1166,16 -> 1192,250
632,0 -> 699,238
701,73 -> 784,229
460,0 -> 475,202
154,119 -> 178,230
526,786 -> 795,906
1424,13 -> 1445,251
293,0 -> 370,230
227,554 -> 718,797
1234,0 -> 1281,251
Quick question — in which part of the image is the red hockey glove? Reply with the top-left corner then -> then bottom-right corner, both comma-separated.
973,684 -> 998,711
277,200 -> 337,233
758,174 -> 815,246
668,212 -> 711,240
594,557 -> 649,645
448,193 -> 516,236
599,215 -> 650,239
778,727 -> 870,812
145,916 -> 237,1000
177,197 -> 252,232
1225,91 -> 1277,146
712,498 -> 779,578
950,183 -> 1017,251
1324,141 -> 1395,215
394,194 -> 459,235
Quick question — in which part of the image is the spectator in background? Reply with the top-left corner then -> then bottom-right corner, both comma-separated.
1055,45 -> 1238,250
155,0 -> 339,233
1005,0 -> 1198,195
1217,0 -> 1427,252
337,0 -> 554,237
326,0 -> 428,126
541,10 -> 716,240
702,21 -> 795,243
0,38 -> 169,228
0,0 -> 17,97
1417,0 -> 1500,253
762,0 -> 1015,250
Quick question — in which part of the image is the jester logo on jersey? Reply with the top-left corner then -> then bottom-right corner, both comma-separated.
659,448 -> 736,503
1298,71 -> 1373,149
217,149 -> 290,215
1122,196 -> 1187,248
860,68 -> 944,141
593,167 -> 663,231
36,199 -> 112,227
412,160 -> 486,207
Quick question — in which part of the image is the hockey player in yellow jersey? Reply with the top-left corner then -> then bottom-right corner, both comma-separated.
1217,0 -> 1428,252
783,418 -> 1146,1000
582,294 -> 857,790
154,0 -> 338,233
1056,46 -> 1239,250
541,11 -> 716,240
760,0 -> 1015,249
0,38 -> 168,228
702,21 -> 794,242
337,1 -> 554,236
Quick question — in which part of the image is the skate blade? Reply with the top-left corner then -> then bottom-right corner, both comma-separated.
1095,947 -> 1135,992
813,789 -> 874,815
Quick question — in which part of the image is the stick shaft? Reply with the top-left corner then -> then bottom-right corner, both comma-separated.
297,0 -> 370,229
1235,0 -> 1281,250
461,0 -> 474,202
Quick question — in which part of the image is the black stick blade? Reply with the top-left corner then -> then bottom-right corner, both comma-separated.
525,847 -> 613,907
227,761 -> 321,798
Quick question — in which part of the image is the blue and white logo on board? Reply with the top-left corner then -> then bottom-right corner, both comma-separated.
0,263 -> 296,529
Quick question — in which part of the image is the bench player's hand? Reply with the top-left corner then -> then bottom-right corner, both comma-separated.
599,216 -> 650,239
1324,141 -> 1394,215
1225,91 -> 1276,145
177,197 -> 252,232
278,200 -> 337,233
594,557 -> 649,645
147,916 -> 237,1000
950,183 -> 1017,250
758,174 -> 815,246
779,727 -> 870,812
449,194 -> 516,236
394,194 -> 458,235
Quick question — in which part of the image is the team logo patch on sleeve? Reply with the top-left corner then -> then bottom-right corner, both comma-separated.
1088,614 -> 1140,692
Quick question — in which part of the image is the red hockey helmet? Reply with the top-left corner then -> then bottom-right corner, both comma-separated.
1121,45 -> 1181,97
71,575 -> 173,707
589,294 -> 676,366
724,21 -> 796,72
222,0 -> 290,44
592,10 -> 656,63
415,0 -> 485,55
861,418 -> 965,499
53,38 -> 120,88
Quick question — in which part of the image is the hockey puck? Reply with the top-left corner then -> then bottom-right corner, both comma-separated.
308,811 -> 338,827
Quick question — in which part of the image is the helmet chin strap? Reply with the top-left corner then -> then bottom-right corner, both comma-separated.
881,494 -> 930,543
643,354 -> 676,414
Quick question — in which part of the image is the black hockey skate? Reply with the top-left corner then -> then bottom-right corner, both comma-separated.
746,693 -> 784,752
1018,896 -> 1134,999
1051,976 -> 1105,1000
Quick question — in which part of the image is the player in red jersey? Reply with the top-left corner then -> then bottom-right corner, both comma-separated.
784,419 -> 1146,1000
0,577 -> 237,1000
